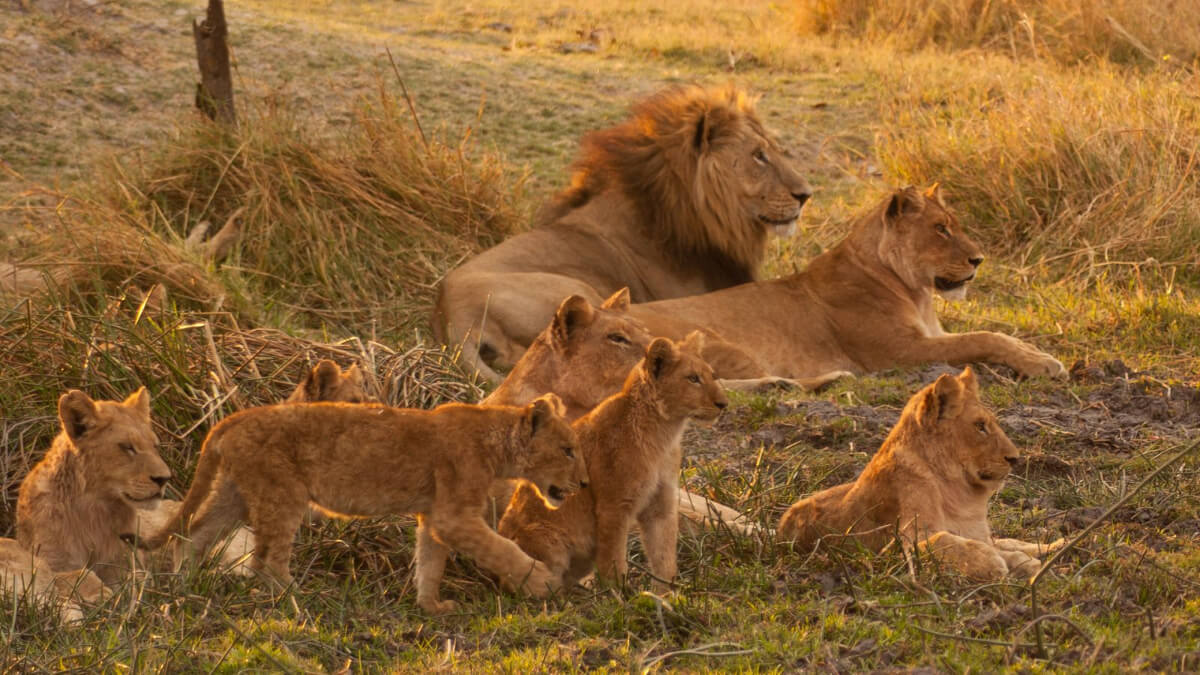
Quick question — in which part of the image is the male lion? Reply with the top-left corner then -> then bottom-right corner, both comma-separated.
628,186 -> 1067,380
777,367 -> 1061,581
434,84 -> 814,381
500,333 -> 728,590
0,538 -> 107,624
17,388 -> 171,586
483,289 -> 757,535
140,394 -> 587,614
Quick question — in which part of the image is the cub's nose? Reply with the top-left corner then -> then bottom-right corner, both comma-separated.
793,191 -> 812,207
579,479 -> 589,489
715,400 -> 728,410
1004,456 -> 1018,466
968,255 -> 984,268
152,475 -> 170,488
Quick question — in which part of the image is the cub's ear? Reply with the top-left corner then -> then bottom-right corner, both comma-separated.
526,393 -> 565,436
916,373 -> 965,429
885,186 -> 926,223
305,360 -> 342,402
123,387 -> 151,423
600,287 -> 631,311
59,390 -> 99,442
645,337 -> 679,380
924,182 -> 946,207
551,295 -> 595,346
345,363 -> 364,386
957,366 -> 980,396
681,330 -> 707,354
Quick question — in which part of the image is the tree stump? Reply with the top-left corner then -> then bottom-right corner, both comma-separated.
193,0 -> 235,125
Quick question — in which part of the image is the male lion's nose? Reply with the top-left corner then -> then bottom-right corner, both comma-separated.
793,191 -> 812,207
152,475 -> 170,488
968,255 -> 984,268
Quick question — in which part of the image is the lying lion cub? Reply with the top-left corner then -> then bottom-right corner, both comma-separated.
141,393 -> 587,613
17,387 -> 172,585
0,538 -> 107,624
629,186 -> 1066,381
499,333 -> 727,590
778,367 -> 1061,581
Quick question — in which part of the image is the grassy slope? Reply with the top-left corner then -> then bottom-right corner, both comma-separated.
2,0 -> 1199,671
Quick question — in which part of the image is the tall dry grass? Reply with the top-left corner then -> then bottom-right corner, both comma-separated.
874,59 -> 1200,274
796,0 -> 1200,68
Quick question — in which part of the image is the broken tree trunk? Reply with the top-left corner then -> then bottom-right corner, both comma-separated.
193,0 -> 235,125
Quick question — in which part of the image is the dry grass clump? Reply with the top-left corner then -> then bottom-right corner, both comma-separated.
874,61 -> 1200,273
796,0 -> 1200,68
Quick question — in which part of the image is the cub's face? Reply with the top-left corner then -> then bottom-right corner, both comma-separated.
879,186 -> 985,301
952,395 -> 1020,490
914,368 -> 1019,492
518,394 -> 587,508
643,334 -> 728,424
287,360 -> 375,404
59,388 -> 171,505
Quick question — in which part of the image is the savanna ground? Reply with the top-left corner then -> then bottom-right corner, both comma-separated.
2,0 -> 1200,671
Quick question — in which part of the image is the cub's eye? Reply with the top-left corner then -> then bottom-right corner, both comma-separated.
607,333 -> 631,345
686,374 -> 701,384
935,223 -> 951,238
752,149 -> 768,164
562,446 -> 575,459
975,420 -> 988,434
120,443 -> 136,456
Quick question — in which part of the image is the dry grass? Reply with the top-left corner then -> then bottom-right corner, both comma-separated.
796,0 -> 1200,68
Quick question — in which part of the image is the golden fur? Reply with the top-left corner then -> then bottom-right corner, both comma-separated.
0,538 -> 107,624
630,186 -> 1067,381
434,84 -> 813,381
500,333 -> 728,589
778,368 -> 1061,580
141,394 -> 586,614
17,388 -> 171,585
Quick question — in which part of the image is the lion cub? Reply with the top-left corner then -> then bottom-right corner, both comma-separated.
17,388 -> 172,585
141,394 -> 587,613
0,538 -> 107,624
778,367 -> 1061,581
499,333 -> 727,590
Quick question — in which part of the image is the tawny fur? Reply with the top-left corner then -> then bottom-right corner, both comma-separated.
0,538 -> 107,624
141,395 -> 587,615
629,186 -> 1067,380
777,367 -> 1062,581
499,333 -> 728,590
433,84 -> 813,381
16,388 -> 171,586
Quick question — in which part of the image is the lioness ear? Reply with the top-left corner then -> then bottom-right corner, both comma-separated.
123,387 -> 151,423
59,390 -> 99,442
645,337 -> 678,380
916,374 -> 965,428
885,186 -> 925,223
306,360 -> 342,401
526,393 -> 564,436
924,183 -> 945,207
600,287 -> 631,311
681,330 -> 706,354
551,295 -> 595,346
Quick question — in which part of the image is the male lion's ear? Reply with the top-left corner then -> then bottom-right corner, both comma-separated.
59,390 -> 99,442
916,374 -> 965,428
681,330 -> 706,354
526,393 -> 564,436
924,183 -> 946,207
306,360 -> 342,401
551,295 -> 595,346
600,287 -> 632,311
645,337 -> 678,380
123,387 -> 151,423
885,186 -> 926,223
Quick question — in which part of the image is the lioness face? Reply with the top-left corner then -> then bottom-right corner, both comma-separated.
644,333 -> 729,425
880,185 -> 985,301
520,394 -> 587,508
718,125 -> 812,238
59,388 -> 171,504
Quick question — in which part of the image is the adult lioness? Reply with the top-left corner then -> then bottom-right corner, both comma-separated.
500,333 -> 728,591
434,84 -> 814,381
16,388 -> 172,585
141,395 -> 587,614
777,367 -> 1060,580
628,186 -> 1066,380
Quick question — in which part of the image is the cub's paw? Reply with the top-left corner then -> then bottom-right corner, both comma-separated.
519,561 -> 561,598
418,597 -> 459,615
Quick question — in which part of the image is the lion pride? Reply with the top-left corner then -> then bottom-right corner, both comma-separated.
434,84 -> 813,381
627,185 -> 1066,380
778,367 -> 1060,580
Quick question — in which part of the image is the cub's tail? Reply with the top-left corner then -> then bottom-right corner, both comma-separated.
138,421 -> 232,550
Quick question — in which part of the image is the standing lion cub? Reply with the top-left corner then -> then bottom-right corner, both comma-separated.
141,394 -> 587,613
778,367 -> 1061,581
499,333 -> 728,590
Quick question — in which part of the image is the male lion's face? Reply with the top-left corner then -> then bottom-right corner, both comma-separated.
286,360 -> 375,404
59,388 -> 171,505
878,186 -> 985,301
722,130 -> 813,238
519,394 -> 587,508
914,368 -> 1019,491
642,333 -> 728,424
